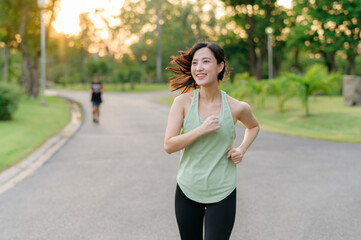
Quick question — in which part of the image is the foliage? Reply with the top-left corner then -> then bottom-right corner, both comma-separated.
252,95 -> 361,143
292,0 -> 361,74
222,72 -> 255,101
223,65 -> 341,116
219,34 -> 250,80
247,79 -> 269,109
267,75 -> 297,113
115,67 -> 142,91
2,0 -> 361,95
287,64 -> 341,116
86,59 -> 110,77
118,0 -> 221,82
0,0 -> 60,97
221,0 -> 289,79
0,83 -> 23,120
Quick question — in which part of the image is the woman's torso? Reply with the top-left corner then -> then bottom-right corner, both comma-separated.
177,88 -> 237,204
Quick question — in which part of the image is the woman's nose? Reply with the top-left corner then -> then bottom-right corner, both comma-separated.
196,63 -> 204,71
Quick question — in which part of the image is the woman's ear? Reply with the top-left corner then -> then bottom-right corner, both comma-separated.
218,61 -> 225,73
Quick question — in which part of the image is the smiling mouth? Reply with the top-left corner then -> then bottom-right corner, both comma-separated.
196,74 -> 207,79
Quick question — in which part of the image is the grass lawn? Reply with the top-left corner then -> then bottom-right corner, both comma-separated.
55,83 -> 169,92
0,96 -> 71,173
156,95 -> 361,143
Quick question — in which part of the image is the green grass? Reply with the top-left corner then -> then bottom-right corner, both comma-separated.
0,96 -> 71,173
55,83 -> 169,92
156,95 -> 361,143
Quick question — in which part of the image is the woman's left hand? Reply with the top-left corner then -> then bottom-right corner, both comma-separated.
227,148 -> 245,164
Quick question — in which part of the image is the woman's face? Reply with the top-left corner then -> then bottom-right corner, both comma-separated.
191,47 -> 224,87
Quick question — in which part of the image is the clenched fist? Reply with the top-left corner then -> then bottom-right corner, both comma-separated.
227,148 -> 245,164
198,115 -> 220,136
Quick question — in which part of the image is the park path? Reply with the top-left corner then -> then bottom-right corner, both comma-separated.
0,90 -> 361,240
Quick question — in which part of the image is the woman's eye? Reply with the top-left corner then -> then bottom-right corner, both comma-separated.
192,62 -> 197,65
204,60 -> 210,63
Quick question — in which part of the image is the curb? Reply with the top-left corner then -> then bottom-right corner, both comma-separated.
0,93 -> 83,195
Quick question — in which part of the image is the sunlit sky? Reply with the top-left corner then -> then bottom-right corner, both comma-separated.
53,0 -> 124,35
53,0 -> 292,36
278,0 -> 292,9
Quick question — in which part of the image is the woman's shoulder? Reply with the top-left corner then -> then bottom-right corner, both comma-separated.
225,94 -> 252,115
173,91 -> 194,107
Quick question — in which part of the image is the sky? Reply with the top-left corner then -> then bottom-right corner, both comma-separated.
52,0 -> 125,35
278,0 -> 292,9
52,0 -> 292,36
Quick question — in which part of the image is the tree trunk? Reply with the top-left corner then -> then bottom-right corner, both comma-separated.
290,47 -> 302,74
21,51 -> 39,98
274,57 -> 280,77
156,6 -> 162,83
346,53 -> 356,75
322,51 -> 337,73
245,14 -> 260,79
256,47 -> 264,79
19,7 -> 40,98
2,44 -> 9,83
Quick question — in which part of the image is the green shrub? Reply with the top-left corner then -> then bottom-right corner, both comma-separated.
248,80 -> 269,109
267,75 -> 297,113
287,64 -> 341,116
0,83 -> 23,120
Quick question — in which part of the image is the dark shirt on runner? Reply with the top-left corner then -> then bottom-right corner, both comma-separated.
91,82 -> 103,103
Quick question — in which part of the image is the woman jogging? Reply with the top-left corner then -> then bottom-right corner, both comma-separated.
164,42 -> 260,240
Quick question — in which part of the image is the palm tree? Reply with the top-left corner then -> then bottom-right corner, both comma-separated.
290,64 -> 340,117
267,75 -> 296,113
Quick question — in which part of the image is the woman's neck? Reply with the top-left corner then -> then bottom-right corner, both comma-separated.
199,85 -> 221,103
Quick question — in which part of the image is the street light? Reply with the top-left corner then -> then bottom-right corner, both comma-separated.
265,26 -> 274,79
38,0 -> 47,105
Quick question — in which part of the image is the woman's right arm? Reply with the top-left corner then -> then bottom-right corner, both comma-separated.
164,95 -> 219,154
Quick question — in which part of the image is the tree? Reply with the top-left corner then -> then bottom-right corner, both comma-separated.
289,64 -> 340,117
0,0 -> 22,83
222,0 -> 288,79
0,0 -> 60,97
294,0 -> 347,73
338,1 -> 361,75
86,59 -> 110,85
114,0 -> 222,82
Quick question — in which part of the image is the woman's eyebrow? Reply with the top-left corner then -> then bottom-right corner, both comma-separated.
193,57 -> 212,61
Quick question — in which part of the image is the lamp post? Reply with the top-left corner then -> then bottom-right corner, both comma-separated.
265,26 -> 274,79
38,0 -> 46,105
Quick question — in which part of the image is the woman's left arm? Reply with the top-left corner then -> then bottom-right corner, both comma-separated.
227,101 -> 260,164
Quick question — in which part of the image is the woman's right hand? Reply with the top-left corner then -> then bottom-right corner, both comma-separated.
198,115 -> 220,136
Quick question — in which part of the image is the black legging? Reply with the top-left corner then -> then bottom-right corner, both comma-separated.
175,185 -> 236,240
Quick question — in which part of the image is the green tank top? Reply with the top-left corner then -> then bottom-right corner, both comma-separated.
177,89 -> 236,203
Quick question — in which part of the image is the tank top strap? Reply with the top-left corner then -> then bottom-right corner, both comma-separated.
184,89 -> 200,124
221,90 -> 229,114
221,90 -> 236,138
193,88 -> 200,106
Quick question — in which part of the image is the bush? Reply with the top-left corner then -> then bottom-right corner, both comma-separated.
0,83 -> 23,120
267,75 -> 297,113
287,64 -> 341,116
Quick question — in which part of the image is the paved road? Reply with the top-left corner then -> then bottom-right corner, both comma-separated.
0,90 -> 360,240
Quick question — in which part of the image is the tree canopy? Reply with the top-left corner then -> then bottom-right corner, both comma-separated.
1,0 -> 361,96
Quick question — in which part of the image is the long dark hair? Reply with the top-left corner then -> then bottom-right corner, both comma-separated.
167,42 -> 227,93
